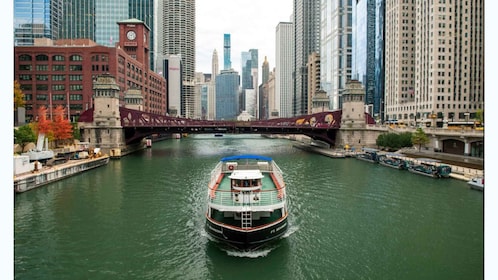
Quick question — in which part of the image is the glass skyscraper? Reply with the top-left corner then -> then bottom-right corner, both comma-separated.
224,34 -> 231,70
59,0 -> 95,42
14,0 -> 63,46
353,0 -> 377,116
95,0 -> 128,47
215,69 -> 240,120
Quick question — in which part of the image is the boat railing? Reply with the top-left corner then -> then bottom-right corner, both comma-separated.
208,188 -> 285,207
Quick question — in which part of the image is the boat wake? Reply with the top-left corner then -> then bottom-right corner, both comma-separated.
282,224 -> 298,238
223,246 -> 275,258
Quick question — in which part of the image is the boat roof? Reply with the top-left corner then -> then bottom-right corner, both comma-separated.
228,170 -> 264,180
221,154 -> 272,162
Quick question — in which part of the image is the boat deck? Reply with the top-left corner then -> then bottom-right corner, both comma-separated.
208,171 -> 284,208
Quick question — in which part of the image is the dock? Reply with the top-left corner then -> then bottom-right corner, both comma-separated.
14,155 -> 110,193
292,142 -> 483,182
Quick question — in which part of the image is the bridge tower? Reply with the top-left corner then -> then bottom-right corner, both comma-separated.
81,74 -> 126,156
340,80 -> 366,129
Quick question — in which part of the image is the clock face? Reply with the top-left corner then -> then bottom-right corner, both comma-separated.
127,30 -> 136,40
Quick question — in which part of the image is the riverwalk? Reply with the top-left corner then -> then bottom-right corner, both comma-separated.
292,141 -> 483,182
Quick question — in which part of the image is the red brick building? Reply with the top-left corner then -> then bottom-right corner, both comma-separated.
14,18 -> 166,122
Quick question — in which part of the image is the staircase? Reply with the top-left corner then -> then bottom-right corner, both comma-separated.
241,211 -> 252,229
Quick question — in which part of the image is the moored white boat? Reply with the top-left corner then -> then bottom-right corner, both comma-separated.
467,177 -> 484,191
205,154 -> 288,250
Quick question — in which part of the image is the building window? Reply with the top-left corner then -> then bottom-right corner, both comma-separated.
19,74 -> 31,81
20,84 -> 32,91
70,94 -> 83,101
36,75 -> 49,81
36,94 -> 48,100
19,65 -> 32,71
35,54 -> 49,61
70,65 -> 83,71
69,84 -> 83,91
52,94 -> 66,100
53,55 -> 65,61
52,75 -> 65,81
69,55 -> 83,61
19,54 -> 32,61
36,84 -> 48,91
52,84 -> 65,91
69,75 -> 83,81
52,65 -> 65,71
36,65 -> 48,71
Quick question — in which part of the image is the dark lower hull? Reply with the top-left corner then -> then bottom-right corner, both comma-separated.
205,216 -> 288,250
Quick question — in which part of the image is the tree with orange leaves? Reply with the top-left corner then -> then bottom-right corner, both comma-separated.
52,105 -> 73,146
35,106 -> 52,135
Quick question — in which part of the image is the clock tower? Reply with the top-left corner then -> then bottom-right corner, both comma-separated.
117,18 -> 150,68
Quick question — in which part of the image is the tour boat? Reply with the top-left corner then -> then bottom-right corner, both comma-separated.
467,177 -> 484,191
407,158 -> 452,178
377,153 -> 408,170
205,154 -> 288,250
355,148 -> 379,163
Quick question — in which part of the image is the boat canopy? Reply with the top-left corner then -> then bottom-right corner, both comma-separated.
221,154 -> 272,162
228,170 -> 264,180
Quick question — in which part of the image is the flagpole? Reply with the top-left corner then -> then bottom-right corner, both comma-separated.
67,91 -> 70,121
49,91 -> 53,120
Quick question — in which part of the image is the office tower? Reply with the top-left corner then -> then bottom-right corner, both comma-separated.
164,55 -> 183,116
306,52 -> 320,114
384,0 -> 483,126
212,49 -> 219,80
224,34 -> 231,70
215,69 -> 240,120
95,0 -> 128,47
157,0 -> 196,118
241,51 -> 252,90
14,0 -> 63,46
208,49 -> 219,120
353,0 -> 377,117
320,0 -> 354,110
293,0 -> 321,116
276,22 -> 294,118
262,56 -> 270,84
129,0 -> 156,70
58,0 -> 95,41
374,0 -> 385,122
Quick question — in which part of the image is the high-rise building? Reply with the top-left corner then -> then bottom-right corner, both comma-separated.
212,49 -> 219,81
262,56 -> 270,84
95,0 -> 129,47
276,22 -> 294,118
293,0 -> 321,116
14,0 -> 63,46
320,0 -> 354,110
58,1 -> 95,41
353,0 -> 377,117
157,0 -> 196,118
129,0 -> 156,70
164,54 -> 183,116
384,0 -> 483,126
224,33 -> 231,70
306,52 -> 321,114
215,69 -> 240,120
374,0 -> 385,122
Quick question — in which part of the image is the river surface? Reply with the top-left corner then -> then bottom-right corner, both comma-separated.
14,134 -> 484,279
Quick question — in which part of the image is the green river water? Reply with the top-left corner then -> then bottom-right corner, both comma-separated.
14,134 -> 484,279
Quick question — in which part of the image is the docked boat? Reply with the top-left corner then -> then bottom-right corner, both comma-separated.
205,154 -> 288,250
378,153 -> 408,170
407,158 -> 452,178
467,177 -> 484,191
356,148 -> 379,163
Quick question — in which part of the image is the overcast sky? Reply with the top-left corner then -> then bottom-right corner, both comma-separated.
195,0 -> 293,77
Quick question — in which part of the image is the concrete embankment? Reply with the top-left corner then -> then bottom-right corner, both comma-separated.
292,142 -> 483,182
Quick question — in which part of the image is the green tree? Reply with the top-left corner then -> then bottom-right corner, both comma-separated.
14,125 -> 36,153
476,109 -> 484,124
412,128 -> 429,151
